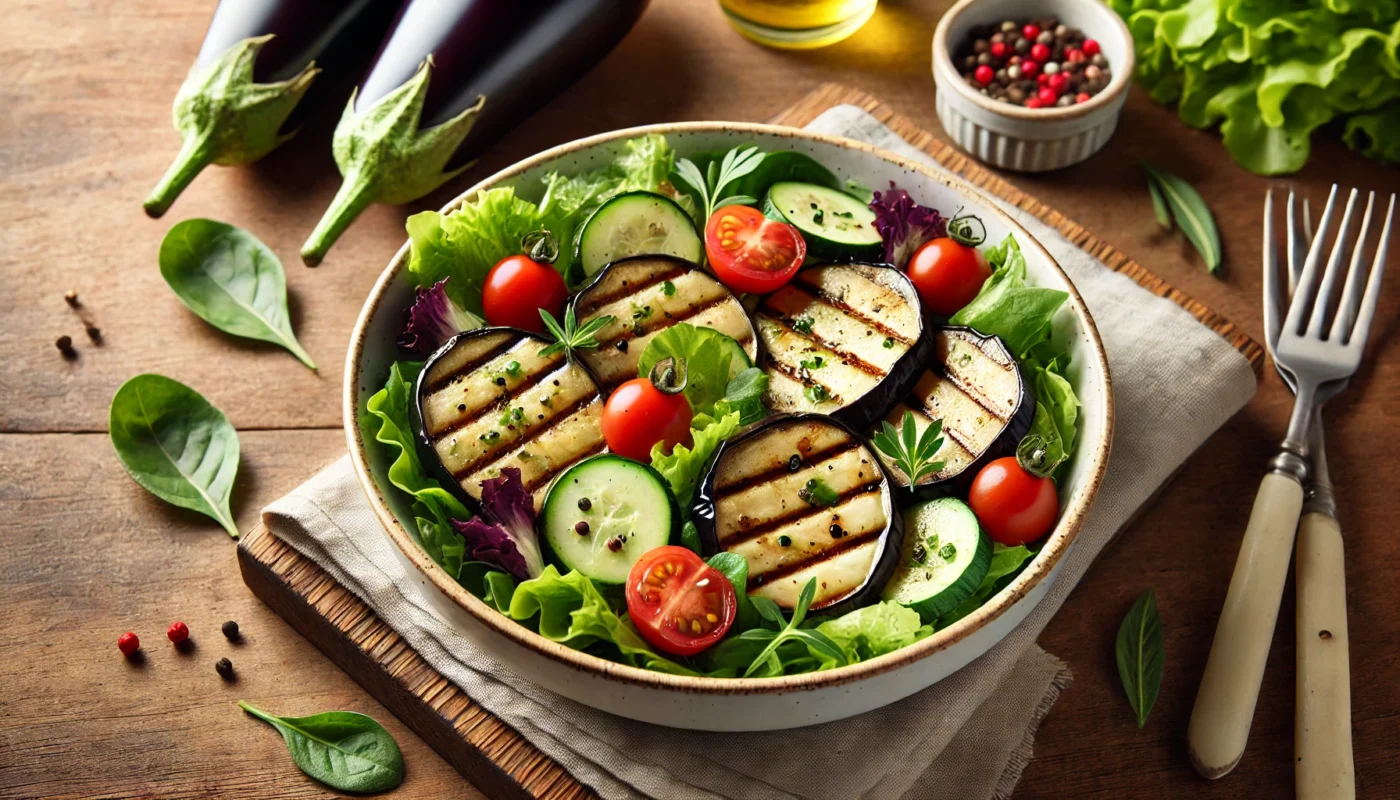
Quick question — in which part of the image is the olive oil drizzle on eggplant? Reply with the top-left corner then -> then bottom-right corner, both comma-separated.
746,528 -> 888,590
758,314 -> 889,379
786,275 -> 918,346
721,482 -> 884,546
519,440 -> 607,493
446,394 -> 600,479
423,338 -> 523,394
427,358 -> 570,440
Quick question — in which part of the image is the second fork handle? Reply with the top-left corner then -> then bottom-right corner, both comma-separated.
1296,511 -> 1355,800
1188,472 -> 1304,779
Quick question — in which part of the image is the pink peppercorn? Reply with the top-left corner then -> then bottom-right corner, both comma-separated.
167,621 -> 189,645
1066,48 -> 1086,63
1021,60 -> 1041,78
1037,86 -> 1058,105
1076,92 -> 1092,104
1083,39 -> 1101,56
1048,73 -> 1069,93
1030,43 -> 1051,62
990,41 -> 1008,59
118,632 -> 140,657
1022,24 -> 1040,40
974,65 -> 995,85
1025,97 -> 1044,109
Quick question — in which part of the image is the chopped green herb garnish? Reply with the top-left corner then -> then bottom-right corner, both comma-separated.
479,431 -> 501,444
804,384 -> 830,404
938,543 -> 957,562
833,210 -> 854,219
812,208 -> 825,225
791,316 -> 814,335
631,303 -> 652,320
778,534 -> 792,547
909,543 -> 927,567
800,355 -> 826,370
499,406 -> 525,427
504,360 -> 522,377
538,307 -> 613,363
661,280 -> 676,296
798,477 -> 840,507
883,337 -> 895,349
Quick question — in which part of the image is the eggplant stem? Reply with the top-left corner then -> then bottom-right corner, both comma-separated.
301,170 -> 378,267
143,133 -> 215,218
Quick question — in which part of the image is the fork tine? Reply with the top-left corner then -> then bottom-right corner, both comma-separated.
1284,184 -> 1339,335
1346,193 -> 1395,348
1264,189 -> 1281,354
1329,192 -> 1375,342
1286,189 -> 1306,295
1307,188 -> 1359,336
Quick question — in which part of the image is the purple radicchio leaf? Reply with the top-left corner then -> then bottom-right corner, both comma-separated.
870,183 -> 946,268
398,278 -> 484,356
450,467 -> 544,580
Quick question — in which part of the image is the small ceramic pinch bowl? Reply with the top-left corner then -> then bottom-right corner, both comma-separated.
932,0 -> 1135,172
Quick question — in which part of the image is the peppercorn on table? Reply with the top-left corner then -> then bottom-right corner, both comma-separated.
3,1 -> 1400,798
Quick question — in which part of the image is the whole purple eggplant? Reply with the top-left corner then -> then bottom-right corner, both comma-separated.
144,0 -> 401,218
299,0 -> 651,266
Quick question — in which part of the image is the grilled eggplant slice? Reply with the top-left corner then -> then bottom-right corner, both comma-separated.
874,327 -> 1035,489
692,414 -> 903,615
754,263 -> 931,430
414,327 -> 607,511
569,255 -> 759,391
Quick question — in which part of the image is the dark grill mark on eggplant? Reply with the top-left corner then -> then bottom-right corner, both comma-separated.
720,484 -> 884,547
714,441 -> 861,496
764,357 -> 844,403
427,360 -> 570,439
788,276 -> 917,345
423,338 -> 526,394
578,264 -> 689,311
747,532 -> 886,589
522,440 -> 608,493
446,394 -> 599,479
597,295 -> 735,347
758,313 -> 890,379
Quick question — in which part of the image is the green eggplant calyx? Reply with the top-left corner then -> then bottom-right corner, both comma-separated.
144,34 -> 319,218
300,58 -> 486,266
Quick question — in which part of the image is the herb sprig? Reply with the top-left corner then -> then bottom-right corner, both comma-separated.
538,306 -> 613,362
672,146 -> 767,223
741,579 -> 846,677
1142,163 -> 1221,273
871,410 -> 946,486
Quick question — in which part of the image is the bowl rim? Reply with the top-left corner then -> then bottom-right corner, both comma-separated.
931,0 -> 1136,122
344,121 -> 1115,695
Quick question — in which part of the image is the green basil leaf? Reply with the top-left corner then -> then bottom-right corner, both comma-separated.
239,702 -> 404,793
1142,164 -> 1221,273
1115,589 -> 1165,728
109,374 -> 240,537
158,219 -> 316,369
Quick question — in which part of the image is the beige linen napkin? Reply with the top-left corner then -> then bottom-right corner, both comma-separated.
262,106 -> 1257,800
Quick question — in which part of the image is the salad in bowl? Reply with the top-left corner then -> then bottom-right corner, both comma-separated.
346,123 -> 1111,730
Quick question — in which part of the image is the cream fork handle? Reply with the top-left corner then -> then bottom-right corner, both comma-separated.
1188,472 -> 1305,779
1296,511 -> 1355,800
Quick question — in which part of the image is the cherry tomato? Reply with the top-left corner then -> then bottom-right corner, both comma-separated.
602,377 -> 692,462
968,456 -> 1059,546
905,237 -> 992,316
482,254 -> 568,332
704,205 -> 806,294
625,546 -> 737,656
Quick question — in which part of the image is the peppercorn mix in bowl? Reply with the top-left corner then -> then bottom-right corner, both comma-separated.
932,0 -> 1135,172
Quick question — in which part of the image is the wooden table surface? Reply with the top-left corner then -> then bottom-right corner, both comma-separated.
2,1 -> 1397,797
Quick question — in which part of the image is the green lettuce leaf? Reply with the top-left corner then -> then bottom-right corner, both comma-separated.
812,601 -> 933,667
949,234 -> 1069,357
636,324 -> 745,416
650,410 -> 743,507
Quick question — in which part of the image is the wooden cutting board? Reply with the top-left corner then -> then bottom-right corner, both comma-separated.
236,83 -> 1265,800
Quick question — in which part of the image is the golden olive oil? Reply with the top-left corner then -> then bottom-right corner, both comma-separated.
718,0 -> 877,49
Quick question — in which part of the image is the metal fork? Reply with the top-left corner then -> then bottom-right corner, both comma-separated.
1188,185 -> 1395,780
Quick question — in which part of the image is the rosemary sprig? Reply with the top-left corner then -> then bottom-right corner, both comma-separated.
671,145 -> 767,224
537,306 -> 613,362
871,410 -> 946,486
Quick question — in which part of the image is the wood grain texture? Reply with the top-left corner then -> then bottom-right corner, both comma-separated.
2,0 -> 1399,797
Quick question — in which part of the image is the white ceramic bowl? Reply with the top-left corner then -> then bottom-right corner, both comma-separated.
932,0 -> 1135,172
345,123 -> 1114,731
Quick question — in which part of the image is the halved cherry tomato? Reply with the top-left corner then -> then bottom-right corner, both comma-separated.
626,546 -> 737,656
602,377 -> 692,462
906,237 -> 992,316
704,205 -> 806,294
482,254 -> 568,332
968,456 -> 1059,546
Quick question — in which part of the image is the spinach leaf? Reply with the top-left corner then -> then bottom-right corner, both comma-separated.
238,702 -> 404,793
1116,589 -> 1165,728
158,219 -> 316,369
109,374 -> 240,537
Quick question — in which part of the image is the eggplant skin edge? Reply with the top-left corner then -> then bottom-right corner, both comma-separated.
690,412 -> 906,618
904,326 -> 1037,497
409,325 -> 607,515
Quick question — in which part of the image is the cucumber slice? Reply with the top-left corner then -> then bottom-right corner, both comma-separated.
541,454 -> 677,584
763,182 -> 882,260
576,191 -> 702,278
880,498 -> 990,620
